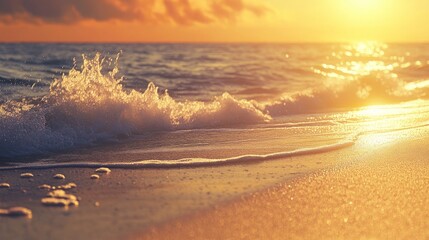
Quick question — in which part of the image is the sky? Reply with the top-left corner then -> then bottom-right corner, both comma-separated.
0,0 -> 428,43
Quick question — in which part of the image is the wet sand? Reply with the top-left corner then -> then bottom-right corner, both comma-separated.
0,146 -> 348,239
1,127 -> 428,239
141,127 -> 429,239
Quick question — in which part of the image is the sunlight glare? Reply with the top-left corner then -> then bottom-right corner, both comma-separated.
340,0 -> 386,30
357,105 -> 404,118
346,0 -> 382,10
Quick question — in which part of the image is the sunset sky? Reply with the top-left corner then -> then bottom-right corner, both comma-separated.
0,0 -> 428,43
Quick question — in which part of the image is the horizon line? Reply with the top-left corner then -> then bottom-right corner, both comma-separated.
1,40 -> 429,44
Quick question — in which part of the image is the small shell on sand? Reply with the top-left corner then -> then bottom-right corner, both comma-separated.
0,207 -> 32,219
57,183 -> 77,190
41,198 -> 79,207
47,190 -> 77,200
0,183 -> 10,188
94,201 -> 100,207
38,184 -> 51,190
42,190 -> 79,207
20,173 -> 34,178
90,174 -> 100,179
53,174 -> 65,179
95,167 -> 111,174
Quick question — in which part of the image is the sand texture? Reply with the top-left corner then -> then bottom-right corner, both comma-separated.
1,127 -> 428,239
0,147 -> 345,240
141,128 -> 429,239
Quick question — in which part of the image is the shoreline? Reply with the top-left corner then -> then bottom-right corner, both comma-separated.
1,127 -> 427,239
140,127 -> 429,239
0,141 -> 358,239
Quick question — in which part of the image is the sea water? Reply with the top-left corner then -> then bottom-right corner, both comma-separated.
1,42 -> 429,168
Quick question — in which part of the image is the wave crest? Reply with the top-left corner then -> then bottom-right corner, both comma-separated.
265,72 -> 429,116
0,54 -> 270,157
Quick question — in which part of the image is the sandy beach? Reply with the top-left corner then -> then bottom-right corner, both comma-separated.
0,138 -> 348,239
1,125 -> 427,239
2,0 -> 429,239
140,127 -> 429,239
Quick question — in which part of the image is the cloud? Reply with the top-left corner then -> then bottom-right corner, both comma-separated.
163,0 -> 212,25
210,0 -> 270,22
0,0 -> 153,24
0,0 -> 269,25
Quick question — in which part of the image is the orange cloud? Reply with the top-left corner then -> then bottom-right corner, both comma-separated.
0,0 -> 269,25
163,0 -> 212,25
210,0 -> 270,22
0,0 -> 145,24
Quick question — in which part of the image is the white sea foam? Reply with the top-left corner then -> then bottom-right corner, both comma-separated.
0,54 -> 270,158
264,73 -> 429,116
0,140 -> 355,170
1,122 -> 427,170
1,50 -> 429,159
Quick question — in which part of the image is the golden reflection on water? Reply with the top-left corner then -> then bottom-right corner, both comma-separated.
352,100 -> 429,147
360,131 -> 401,147
310,41 -> 429,112
355,104 -> 408,118
320,41 -> 393,78
404,79 -> 429,91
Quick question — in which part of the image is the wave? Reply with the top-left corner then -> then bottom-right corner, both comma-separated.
0,76 -> 48,87
0,140 -> 355,170
2,121 -> 428,170
265,73 -> 429,116
0,54 -> 270,158
2,51 -> 429,159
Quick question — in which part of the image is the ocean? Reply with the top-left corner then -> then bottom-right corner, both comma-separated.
1,42 -> 429,168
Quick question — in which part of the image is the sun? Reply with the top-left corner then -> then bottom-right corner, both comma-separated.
338,0 -> 386,32
346,0 -> 382,10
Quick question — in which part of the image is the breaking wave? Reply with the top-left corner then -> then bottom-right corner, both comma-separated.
265,42 -> 429,116
265,74 -> 428,116
0,54 -> 270,158
2,45 -> 429,158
